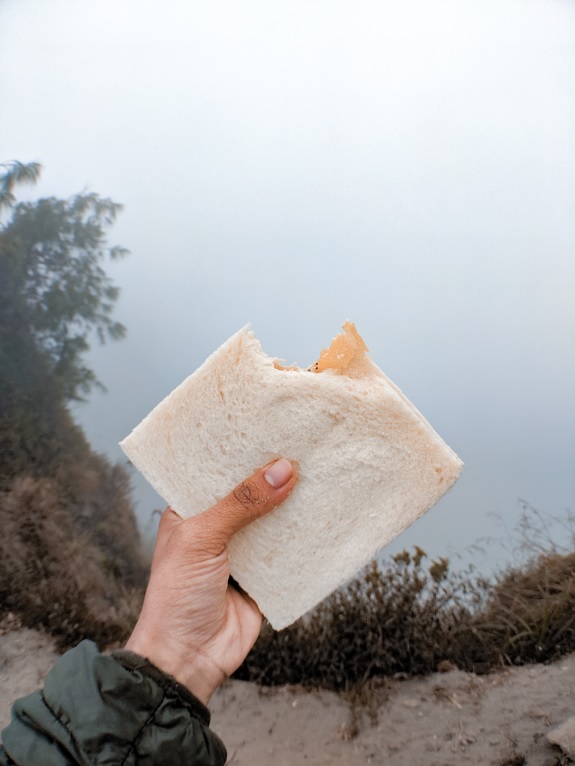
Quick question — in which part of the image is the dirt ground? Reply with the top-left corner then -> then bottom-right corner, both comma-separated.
2,627 -> 575,765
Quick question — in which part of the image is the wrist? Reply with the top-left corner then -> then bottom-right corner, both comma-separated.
125,625 -> 224,705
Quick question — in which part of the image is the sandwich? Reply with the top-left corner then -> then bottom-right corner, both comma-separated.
120,322 -> 463,629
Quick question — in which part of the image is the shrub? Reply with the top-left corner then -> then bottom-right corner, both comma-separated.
459,550 -> 575,670
237,549 -> 485,689
57,455 -> 149,588
0,476 -> 145,650
238,535 -> 575,690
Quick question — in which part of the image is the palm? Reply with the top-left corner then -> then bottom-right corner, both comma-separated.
197,554 -> 263,677
219,586 -> 262,674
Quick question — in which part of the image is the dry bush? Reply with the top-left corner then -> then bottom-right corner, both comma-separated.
0,382 -> 148,591
239,519 -> 575,690
0,476 -> 144,649
459,550 -> 575,670
237,549 -> 484,689
57,455 -> 149,588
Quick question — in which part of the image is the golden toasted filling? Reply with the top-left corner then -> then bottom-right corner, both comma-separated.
274,321 -> 368,374
312,321 -> 368,373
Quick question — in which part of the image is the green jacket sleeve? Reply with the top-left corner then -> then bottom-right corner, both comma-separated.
0,640 -> 227,766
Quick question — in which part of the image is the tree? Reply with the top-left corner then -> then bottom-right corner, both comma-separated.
0,161 -> 131,486
0,161 -> 129,402
0,160 -> 41,211
0,163 -> 148,620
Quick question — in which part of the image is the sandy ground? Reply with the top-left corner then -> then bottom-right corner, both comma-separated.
1,628 -> 575,765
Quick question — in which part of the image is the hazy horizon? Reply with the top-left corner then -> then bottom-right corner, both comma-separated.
1,0 -> 574,571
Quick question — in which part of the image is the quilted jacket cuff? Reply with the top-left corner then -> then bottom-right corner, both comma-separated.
111,648 -> 212,726
2,640 -> 227,766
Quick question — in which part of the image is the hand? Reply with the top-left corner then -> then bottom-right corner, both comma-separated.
125,457 -> 297,704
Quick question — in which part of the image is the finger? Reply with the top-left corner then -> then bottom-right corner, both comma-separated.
193,458 -> 297,555
229,577 -> 261,617
159,506 -> 181,532
227,584 -> 264,639
152,506 -> 183,560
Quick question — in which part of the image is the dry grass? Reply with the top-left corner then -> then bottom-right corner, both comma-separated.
238,513 -> 575,690
0,476 -> 145,650
461,550 -> 575,671
237,549 -> 484,689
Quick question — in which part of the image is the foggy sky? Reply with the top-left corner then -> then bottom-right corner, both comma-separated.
1,0 -> 574,569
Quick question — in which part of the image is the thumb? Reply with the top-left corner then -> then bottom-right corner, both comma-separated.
193,458 -> 297,556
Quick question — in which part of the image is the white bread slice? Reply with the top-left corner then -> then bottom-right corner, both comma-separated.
120,324 -> 463,629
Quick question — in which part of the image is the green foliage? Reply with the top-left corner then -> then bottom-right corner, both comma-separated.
0,161 -> 131,494
0,161 -> 128,402
0,160 -> 41,211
